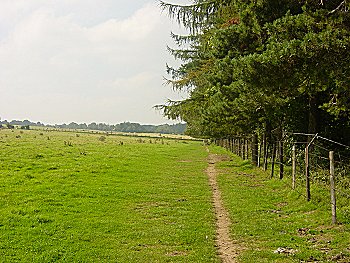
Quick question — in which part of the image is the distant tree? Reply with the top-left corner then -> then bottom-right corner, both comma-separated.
22,120 -> 31,126
78,123 -> 88,130
68,122 -> 79,129
88,122 -> 98,130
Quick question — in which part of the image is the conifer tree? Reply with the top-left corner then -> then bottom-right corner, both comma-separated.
160,0 -> 350,142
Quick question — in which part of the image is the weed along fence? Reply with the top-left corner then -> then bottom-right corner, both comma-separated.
213,134 -> 350,225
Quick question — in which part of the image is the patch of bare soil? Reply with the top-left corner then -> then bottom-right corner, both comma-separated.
206,152 -> 242,263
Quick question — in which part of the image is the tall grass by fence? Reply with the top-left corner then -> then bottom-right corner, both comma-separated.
214,133 -> 350,225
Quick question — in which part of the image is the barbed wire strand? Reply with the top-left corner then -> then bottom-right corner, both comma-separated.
317,135 -> 350,149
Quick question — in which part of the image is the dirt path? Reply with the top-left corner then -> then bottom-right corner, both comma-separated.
207,152 -> 241,263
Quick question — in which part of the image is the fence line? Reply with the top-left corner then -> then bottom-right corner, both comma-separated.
213,133 -> 350,225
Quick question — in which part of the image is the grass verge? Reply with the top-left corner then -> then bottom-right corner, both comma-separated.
211,145 -> 350,263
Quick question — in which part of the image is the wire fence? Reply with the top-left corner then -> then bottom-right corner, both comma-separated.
213,133 -> 350,225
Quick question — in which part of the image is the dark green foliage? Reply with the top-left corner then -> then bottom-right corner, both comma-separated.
160,0 -> 350,144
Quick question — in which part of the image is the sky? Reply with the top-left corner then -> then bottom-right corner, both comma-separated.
0,0 -> 190,125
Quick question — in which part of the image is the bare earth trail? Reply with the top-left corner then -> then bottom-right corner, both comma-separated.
206,151 -> 241,263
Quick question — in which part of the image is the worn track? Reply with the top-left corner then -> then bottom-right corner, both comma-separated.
206,153 -> 241,263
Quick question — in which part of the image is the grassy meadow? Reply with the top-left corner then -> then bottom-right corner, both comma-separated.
0,129 -> 218,262
2,128 -> 349,262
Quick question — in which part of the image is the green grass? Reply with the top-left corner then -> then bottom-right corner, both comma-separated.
211,145 -> 350,263
2,129 -> 349,262
0,129 -> 218,262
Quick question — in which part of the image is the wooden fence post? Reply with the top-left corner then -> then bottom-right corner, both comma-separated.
237,139 -> 241,156
234,139 -> 237,154
258,136 -> 262,167
271,143 -> 276,178
263,142 -> 268,171
279,140 -> 284,179
252,134 -> 258,166
292,145 -> 296,190
241,139 -> 245,159
305,146 -> 311,201
245,139 -> 249,160
329,151 -> 337,224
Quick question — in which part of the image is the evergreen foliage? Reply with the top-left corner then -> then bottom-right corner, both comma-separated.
160,0 -> 350,143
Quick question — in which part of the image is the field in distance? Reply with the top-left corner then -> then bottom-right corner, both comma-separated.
30,125 -> 196,141
0,129 -> 218,262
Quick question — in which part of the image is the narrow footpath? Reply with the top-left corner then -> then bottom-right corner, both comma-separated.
206,152 -> 241,263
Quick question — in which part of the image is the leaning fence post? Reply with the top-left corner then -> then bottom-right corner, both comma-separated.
329,151 -> 337,224
305,133 -> 317,201
292,145 -> 296,189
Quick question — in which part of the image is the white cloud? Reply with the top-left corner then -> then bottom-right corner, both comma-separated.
89,5 -> 160,42
0,1 -> 185,124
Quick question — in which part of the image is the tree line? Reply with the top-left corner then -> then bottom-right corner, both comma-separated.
0,119 -> 187,134
159,0 -> 350,145
54,122 -> 186,134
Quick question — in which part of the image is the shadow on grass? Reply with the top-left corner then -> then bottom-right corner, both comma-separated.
221,159 -> 253,171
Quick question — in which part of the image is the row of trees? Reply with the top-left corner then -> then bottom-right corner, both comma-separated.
0,119 -> 186,134
0,119 -> 44,127
55,122 -> 186,134
159,0 -> 350,144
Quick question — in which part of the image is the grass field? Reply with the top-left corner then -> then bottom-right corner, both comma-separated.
0,129 -> 218,262
1,128 -> 349,262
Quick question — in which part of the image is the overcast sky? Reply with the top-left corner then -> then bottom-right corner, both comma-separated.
0,0 -> 190,125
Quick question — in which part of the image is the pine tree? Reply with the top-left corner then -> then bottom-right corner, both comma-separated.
160,0 -> 350,142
